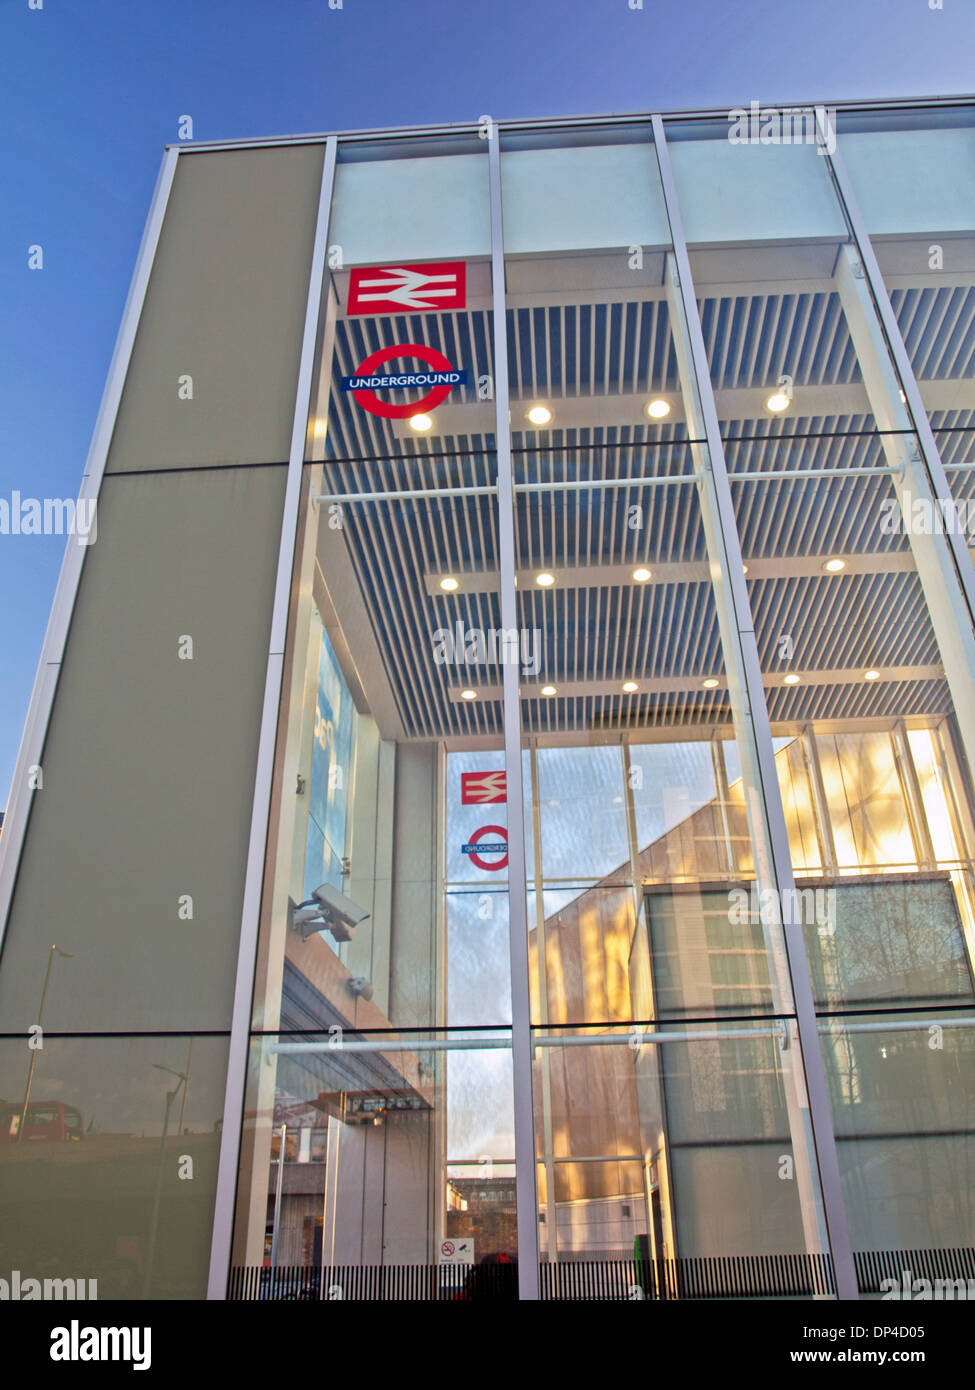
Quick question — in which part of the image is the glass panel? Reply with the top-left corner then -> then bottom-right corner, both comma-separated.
0,1035 -> 229,1299
821,1008 -> 975,1252
838,108 -> 975,525
314,144 -> 494,466
232,1030 -> 515,1279
534,1023 -> 817,1264
331,136 -> 491,266
500,124 -> 832,1276
231,152 -> 520,1281
670,112 -> 975,1254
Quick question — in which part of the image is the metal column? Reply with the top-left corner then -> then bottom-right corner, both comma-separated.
487,131 -> 541,1299
206,138 -> 339,1298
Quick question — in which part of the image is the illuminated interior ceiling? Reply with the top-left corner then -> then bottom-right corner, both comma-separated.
315,246 -> 975,742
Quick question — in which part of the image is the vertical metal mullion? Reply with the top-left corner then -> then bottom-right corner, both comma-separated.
530,743 -> 558,1265
488,131 -> 541,1300
650,113 -> 858,1301
892,721 -> 937,871
820,109 -> 975,631
801,726 -> 838,877
206,136 -> 339,1299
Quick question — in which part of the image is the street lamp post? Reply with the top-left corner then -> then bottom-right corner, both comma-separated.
16,944 -> 73,1143
142,1064 -> 187,1299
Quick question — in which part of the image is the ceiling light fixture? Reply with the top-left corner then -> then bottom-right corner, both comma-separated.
409,414 -> 433,431
783,673 -> 800,685
460,689 -> 478,700
702,677 -> 720,689
622,680 -> 639,693
823,558 -> 846,573
864,669 -> 880,681
765,392 -> 791,413
541,685 -> 557,697
535,572 -> 556,587
646,399 -> 671,419
527,405 -> 552,426
632,567 -> 652,582
439,576 -> 459,592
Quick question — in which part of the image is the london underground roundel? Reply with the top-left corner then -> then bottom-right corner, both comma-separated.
340,343 -> 467,420
461,825 -> 509,873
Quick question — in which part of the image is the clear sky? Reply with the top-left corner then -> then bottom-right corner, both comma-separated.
1,0 -> 973,804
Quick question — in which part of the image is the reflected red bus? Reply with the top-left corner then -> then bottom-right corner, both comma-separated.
0,1101 -> 84,1142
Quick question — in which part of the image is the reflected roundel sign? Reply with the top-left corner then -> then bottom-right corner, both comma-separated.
347,343 -> 461,420
462,825 -> 509,873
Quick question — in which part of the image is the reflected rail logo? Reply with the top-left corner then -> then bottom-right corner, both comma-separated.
462,771 -> 507,804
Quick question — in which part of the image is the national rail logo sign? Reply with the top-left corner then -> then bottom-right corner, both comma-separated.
340,343 -> 467,420
347,262 -> 466,315
461,771 -> 507,805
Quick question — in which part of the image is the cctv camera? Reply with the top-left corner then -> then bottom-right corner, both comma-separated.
290,883 -> 370,944
293,907 -> 324,927
309,882 -> 370,931
347,977 -> 374,1002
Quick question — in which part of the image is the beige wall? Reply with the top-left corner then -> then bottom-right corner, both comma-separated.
106,144 -> 325,474
0,466 -> 287,1033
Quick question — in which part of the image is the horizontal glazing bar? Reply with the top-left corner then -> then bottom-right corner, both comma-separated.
313,464 -> 906,508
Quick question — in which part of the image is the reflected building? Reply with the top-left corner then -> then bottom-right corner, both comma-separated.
2,100 -> 975,1300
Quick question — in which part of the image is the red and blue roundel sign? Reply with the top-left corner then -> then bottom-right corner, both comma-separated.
340,343 -> 467,419
461,825 -> 509,872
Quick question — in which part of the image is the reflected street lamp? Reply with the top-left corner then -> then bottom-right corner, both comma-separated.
16,945 -> 73,1143
141,1063 -> 187,1299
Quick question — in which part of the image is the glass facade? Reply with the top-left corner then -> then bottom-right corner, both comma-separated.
2,99 -> 975,1301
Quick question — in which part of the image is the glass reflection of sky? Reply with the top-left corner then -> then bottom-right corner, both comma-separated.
444,740 -> 748,1162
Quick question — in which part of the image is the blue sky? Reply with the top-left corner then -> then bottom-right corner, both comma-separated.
1,0 -> 973,804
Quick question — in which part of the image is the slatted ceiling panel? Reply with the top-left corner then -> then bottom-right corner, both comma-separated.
506,301 -> 679,401
325,447 -> 497,504
335,490 -> 503,739
511,433 -> 697,480
892,286 -> 975,380
698,292 -> 864,391
934,421 -> 975,504
931,408 -> 975,429
752,574 -> 937,669
764,678 -> 950,724
515,584 -> 722,685
727,430 -> 906,559
514,480 -> 707,569
312,273 -> 975,740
